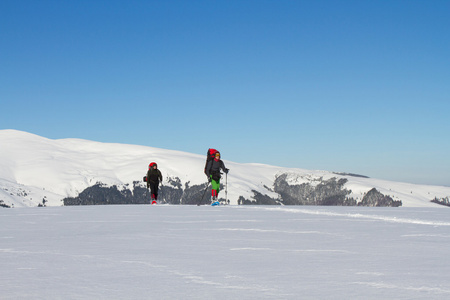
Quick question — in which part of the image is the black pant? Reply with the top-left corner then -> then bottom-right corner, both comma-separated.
149,181 -> 159,200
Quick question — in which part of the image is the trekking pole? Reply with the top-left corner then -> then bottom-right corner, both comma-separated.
225,172 -> 228,205
197,181 -> 210,206
159,182 -> 166,204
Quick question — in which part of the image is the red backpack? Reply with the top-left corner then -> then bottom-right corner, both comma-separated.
204,148 -> 218,175
144,162 -> 157,182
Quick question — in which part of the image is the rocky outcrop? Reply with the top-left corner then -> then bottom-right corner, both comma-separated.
273,174 -> 356,206
63,180 -> 217,206
358,188 -> 402,207
63,173 -> 402,207
63,182 -> 147,205
431,196 -> 450,207
239,190 -> 280,205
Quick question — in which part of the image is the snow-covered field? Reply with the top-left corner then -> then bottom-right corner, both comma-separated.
2,205 -> 450,299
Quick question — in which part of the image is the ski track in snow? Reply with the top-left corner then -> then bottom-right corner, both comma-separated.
255,207 -> 450,226
352,281 -> 450,294
229,247 -> 354,254
119,260 -> 281,294
214,228 -> 329,234
0,247 -> 286,297
401,233 -> 450,238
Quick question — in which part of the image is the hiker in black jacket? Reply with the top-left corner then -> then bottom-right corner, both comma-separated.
147,162 -> 162,201
205,152 -> 228,201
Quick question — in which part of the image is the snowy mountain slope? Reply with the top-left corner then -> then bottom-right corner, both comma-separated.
1,129 -> 449,208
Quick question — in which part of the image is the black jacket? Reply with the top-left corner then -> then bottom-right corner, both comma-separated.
205,159 -> 227,177
147,168 -> 162,184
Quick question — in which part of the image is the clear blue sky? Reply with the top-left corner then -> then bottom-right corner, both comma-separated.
1,0 -> 449,186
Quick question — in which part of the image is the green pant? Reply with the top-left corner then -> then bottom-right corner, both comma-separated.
210,175 -> 220,198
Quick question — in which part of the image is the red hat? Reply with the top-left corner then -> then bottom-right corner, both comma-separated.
149,162 -> 157,169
